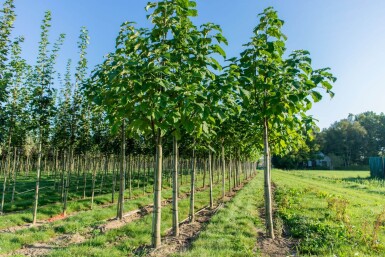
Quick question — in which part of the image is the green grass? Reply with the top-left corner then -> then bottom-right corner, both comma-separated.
0,168 -> 210,229
0,171 -> 243,255
175,172 -> 264,257
273,169 -> 385,256
47,173 -> 247,257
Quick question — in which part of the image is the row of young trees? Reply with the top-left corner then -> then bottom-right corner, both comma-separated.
0,0 -> 335,247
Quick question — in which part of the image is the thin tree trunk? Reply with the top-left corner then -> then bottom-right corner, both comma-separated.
91,157 -> 96,210
228,156 -> 232,193
202,159 -> 206,188
1,132 -> 13,214
152,130 -> 162,248
172,136 -> 179,236
189,144 -> 196,223
32,131 -> 43,225
112,155 -> 116,203
221,143 -> 225,200
82,156 -> 87,199
263,117 -> 274,239
137,155 -> 140,190
11,147 -> 17,204
117,121 -> 125,220
129,155 -> 132,199
63,149 -> 72,216
208,151 -> 213,209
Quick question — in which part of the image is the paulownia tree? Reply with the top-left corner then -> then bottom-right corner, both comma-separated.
0,0 -> 15,114
239,7 -> 335,238
89,0 -> 229,247
29,11 -> 65,224
86,22 -> 144,219
1,37 -> 29,215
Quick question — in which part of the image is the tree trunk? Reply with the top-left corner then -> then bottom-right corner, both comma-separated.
172,136 -> 179,236
263,117 -> 274,239
152,130 -> 162,248
128,155 -> 132,199
189,145 -> 196,223
11,147 -> 17,204
208,151 -> 213,209
63,150 -> 72,216
221,143 -> 225,200
202,159 -> 206,188
1,131 -> 13,214
63,157 -> 70,216
117,121 -> 126,220
82,156 -> 87,199
112,155 -> 116,203
91,157 -> 96,210
228,156 -> 232,192
32,131 -> 43,225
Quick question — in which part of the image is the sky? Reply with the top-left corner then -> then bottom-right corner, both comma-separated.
8,0 -> 385,129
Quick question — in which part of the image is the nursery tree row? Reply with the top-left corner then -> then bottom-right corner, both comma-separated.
0,0 -> 335,247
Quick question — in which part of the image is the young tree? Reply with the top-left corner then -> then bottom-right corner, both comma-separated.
1,37 -> 29,215
239,7 -> 335,239
29,11 -> 65,224
0,0 -> 16,111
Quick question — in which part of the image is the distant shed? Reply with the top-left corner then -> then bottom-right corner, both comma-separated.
369,157 -> 384,178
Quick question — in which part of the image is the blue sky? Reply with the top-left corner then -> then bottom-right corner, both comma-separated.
9,0 -> 385,129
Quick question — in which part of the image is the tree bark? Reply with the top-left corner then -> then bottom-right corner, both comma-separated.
117,120 -> 126,220
189,145 -> 196,223
90,156 -> 96,210
263,117 -> 274,239
221,143 -> 225,200
172,136 -> 179,236
63,151 -> 70,216
208,151 -> 213,209
32,130 -> 43,225
152,129 -> 162,248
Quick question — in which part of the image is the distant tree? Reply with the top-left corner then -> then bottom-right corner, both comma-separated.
355,112 -> 385,158
272,130 -> 320,169
320,118 -> 367,167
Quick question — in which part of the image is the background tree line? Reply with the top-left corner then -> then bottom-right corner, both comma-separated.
273,111 -> 385,169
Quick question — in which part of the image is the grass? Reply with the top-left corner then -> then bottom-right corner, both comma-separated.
175,172 -> 264,257
0,168 -> 209,229
273,169 -> 385,256
0,170 -> 245,255
47,172 -> 249,257
14,168 -> 385,256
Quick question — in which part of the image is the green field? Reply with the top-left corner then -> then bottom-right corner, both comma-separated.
176,169 -> 385,257
272,169 -> 385,257
3,169 -> 385,257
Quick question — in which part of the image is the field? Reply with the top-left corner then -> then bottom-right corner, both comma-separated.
273,169 -> 385,257
3,168 -> 385,256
